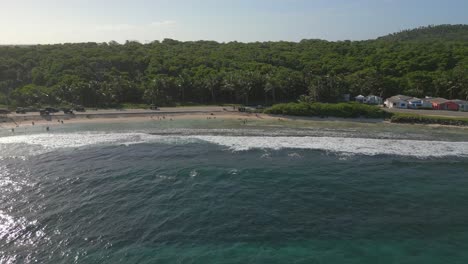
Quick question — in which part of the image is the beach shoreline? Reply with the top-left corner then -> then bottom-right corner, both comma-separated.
0,107 -> 388,129
2,106 -> 467,131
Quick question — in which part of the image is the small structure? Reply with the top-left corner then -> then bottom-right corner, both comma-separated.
407,98 -> 432,109
384,95 -> 411,109
451,100 -> 468,112
355,95 -> 383,105
364,95 -> 383,105
342,94 -> 351,102
355,95 -> 365,103
428,98 -> 459,111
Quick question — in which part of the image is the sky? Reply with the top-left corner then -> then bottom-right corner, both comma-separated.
1,0 -> 468,44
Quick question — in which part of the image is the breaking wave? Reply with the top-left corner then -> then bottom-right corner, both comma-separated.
1,132 -> 468,158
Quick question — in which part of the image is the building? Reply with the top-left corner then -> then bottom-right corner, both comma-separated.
355,95 -> 365,103
356,95 -> 383,105
342,94 -> 351,102
451,100 -> 468,112
364,95 -> 383,105
407,98 -> 432,109
384,95 -> 412,109
428,98 -> 459,111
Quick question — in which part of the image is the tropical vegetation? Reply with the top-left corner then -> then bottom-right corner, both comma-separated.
1,24 -> 468,108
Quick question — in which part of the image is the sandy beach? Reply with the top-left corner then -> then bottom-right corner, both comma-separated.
1,106 -> 387,130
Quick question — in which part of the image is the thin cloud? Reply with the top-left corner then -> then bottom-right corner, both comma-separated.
150,20 -> 177,27
95,24 -> 135,31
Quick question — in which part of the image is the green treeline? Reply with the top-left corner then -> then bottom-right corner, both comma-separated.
1,25 -> 468,108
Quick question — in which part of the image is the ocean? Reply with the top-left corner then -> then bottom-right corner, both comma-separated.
1,119 -> 468,263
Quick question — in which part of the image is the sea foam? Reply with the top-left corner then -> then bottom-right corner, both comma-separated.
0,132 -> 468,158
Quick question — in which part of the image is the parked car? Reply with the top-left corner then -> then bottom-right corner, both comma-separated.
0,108 -> 11,114
16,107 -> 27,114
149,104 -> 159,110
74,105 -> 86,112
39,110 -> 50,116
62,108 -> 74,114
44,107 -> 59,113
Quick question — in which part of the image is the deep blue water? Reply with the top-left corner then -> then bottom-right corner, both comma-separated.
1,123 -> 468,263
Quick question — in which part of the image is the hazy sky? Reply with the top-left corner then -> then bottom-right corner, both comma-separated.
1,0 -> 467,44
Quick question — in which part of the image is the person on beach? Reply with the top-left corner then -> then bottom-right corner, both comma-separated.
11,128 -> 14,133
46,126 -> 49,131
32,121 -> 35,126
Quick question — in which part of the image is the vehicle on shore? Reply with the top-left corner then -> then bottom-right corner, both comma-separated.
45,107 -> 59,113
74,105 -> 86,112
62,108 -> 74,114
39,110 -> 50,116
0,108 -> 11,114
149,104 -> 160,110
16,108 -> 27,114
255,105 -> 265,110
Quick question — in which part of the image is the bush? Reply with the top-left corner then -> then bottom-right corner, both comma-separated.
390,113 -> 468,126
264,102 -> 388,119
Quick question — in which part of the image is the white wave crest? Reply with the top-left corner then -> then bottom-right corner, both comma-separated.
0,133 -> 468,158
192,135 -> 468,158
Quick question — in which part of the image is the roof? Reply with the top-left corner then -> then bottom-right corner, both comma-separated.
407,97 -> 422,102
450,99 -> 468,104
394,95 -> 412,101
427,98 -> 449,104
386,95 -> 410,103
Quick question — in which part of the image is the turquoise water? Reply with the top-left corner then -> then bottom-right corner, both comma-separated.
1,120 -> 468,263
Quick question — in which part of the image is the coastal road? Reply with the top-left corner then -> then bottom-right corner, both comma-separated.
384,108 -> 468,118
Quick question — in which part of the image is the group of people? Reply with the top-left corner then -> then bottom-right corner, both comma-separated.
151,115 -> 173,121
9,119 -> 66,133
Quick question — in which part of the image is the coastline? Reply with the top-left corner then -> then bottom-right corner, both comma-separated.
0,107 -> 386,129
1,106 -> 467,131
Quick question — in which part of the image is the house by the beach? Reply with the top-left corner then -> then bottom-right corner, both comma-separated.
407,98 -> 432,109
450,100 -> 468,112
364,95 -> 383,105
384,95 -> 411,109
427,98 -> 459,111
356,95 -> 383,105
355,95 -> 365,103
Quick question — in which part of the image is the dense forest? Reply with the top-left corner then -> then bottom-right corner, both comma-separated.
1,24 -> 468,108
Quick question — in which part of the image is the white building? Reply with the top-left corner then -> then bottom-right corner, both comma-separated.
407,98 -> 432,109
355,95 -> 365,103
384,95 -> 412,109
355,95 -> 383,105
364,95 -> 383,105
